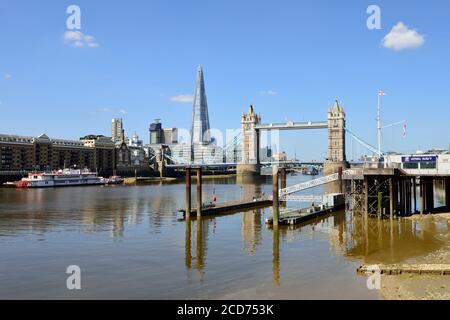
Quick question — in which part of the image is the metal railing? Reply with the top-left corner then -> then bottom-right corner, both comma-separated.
279,169 -> 358,196
281,195 -> 323,203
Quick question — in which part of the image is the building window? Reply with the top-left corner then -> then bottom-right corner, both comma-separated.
420,162 -> 436,169
403,163 -> 419,169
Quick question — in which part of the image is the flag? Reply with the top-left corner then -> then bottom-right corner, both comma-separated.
378,90 -> 386,96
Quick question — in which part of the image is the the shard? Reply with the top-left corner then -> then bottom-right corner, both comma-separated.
191,65 -> 211,145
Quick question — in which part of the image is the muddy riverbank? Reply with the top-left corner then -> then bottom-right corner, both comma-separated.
380,213 -> 450,300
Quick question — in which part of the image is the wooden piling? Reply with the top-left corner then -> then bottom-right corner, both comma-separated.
272,166 -> 279,226
272,225 -> 280,287
419,177 -> 424,215
406,179 -> 411,215
338,166 -> 343,194
185,217 -> 191,269
280,167 -> 287,208
280,167 -> 287,191
196,218 -> 203,269
389,178 -> 393,218
196,168 -> 202,217
446,177 -> 450,209
413,177 -> 417,213
428,178 -> 435,212
399,178 -> 405,216
185,167 -> 191,218
423,177 -> 433,212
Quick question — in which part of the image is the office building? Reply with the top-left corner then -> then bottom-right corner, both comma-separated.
149,120 -> 163,145
163,128 -> 178,144
112,118 -> 124,142
191,65 -> 211,145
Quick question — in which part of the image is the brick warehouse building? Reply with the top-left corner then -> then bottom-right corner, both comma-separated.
0,133 -> 115,176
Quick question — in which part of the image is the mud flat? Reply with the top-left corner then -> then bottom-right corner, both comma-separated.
124,177 -> 178,184
380,213 -> 450,300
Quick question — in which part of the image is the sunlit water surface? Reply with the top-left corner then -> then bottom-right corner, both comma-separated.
0,175 -> 447,299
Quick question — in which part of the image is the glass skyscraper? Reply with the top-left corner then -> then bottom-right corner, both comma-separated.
191,65 -> 211,145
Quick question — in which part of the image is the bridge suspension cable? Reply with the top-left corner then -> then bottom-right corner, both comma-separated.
345,128 -> 383,157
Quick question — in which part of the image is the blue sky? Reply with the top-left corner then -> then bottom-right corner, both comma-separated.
1,0 -> 449,160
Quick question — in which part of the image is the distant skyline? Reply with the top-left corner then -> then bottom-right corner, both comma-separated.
1,0 -> 449,160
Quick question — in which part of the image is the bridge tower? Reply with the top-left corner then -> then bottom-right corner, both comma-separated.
237,105 -> 261,176
324,99 -> 348,176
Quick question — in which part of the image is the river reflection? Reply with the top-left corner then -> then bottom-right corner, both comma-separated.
0,176 -> 447,299
330,213 -> 446,264
184,208 -> 448,294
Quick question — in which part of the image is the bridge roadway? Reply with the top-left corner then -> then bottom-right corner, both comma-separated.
255,121 -> 328,131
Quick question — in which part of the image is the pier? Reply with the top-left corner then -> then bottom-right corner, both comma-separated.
357,264 -> 450,276
265,205 -> 345,226
181,164 -> 450,224
180,199 -> 272,217
181,166 -> 272,218
181,164 -> 347,224
343,166 -> 450,218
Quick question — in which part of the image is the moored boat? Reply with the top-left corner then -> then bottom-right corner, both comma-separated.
2,181 -> 17,188
104,176 -> 125,185
11,169 -> 105,188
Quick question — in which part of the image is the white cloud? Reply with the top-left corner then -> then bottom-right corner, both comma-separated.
64,31 -> 99,48
169,94 -> 194,103
259,90 -> 277,96
96,107 -> 127,115
97,107 -> 113,113
383,22 -> 425,51
4,73 -> 12,80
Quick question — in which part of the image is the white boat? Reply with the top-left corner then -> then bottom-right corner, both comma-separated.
104,176 -> 125,185
2,181 -> 16,188
13,169 -> 105,188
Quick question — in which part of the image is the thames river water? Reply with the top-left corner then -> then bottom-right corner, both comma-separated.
0,174 -> 447,299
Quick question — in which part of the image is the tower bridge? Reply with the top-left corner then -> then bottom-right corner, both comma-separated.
179,98 -> 450,221
151,65 -> 348,177
237,99 -> 347,177
155,98 -> 348,177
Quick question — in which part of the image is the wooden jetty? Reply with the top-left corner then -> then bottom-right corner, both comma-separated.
182,166 -> 345,222
183,166 -> 274,218
357,264 -> 450,276
180,199 -> 272,218
265,203 -> 345,226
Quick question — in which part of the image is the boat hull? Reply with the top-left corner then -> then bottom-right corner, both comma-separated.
15,181 -> 105,189
12,170 -> 106,189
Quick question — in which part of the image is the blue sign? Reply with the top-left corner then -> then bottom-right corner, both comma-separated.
402,155 -> 437,163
